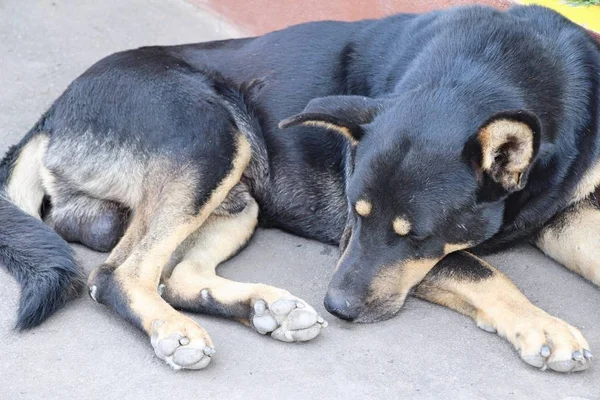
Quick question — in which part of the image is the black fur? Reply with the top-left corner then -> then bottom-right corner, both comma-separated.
162,288 -> 252,322
423,251 -> 495,283
88,264 -> 142,331
275,6 -> 600,321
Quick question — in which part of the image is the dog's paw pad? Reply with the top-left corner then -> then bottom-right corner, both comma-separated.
251,298 -> 327,342
150,320 -> 214,370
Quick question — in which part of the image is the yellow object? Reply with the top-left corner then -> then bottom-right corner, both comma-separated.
517,0 -> 600,34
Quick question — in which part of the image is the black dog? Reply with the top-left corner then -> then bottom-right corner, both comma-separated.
1,5 -> 598,372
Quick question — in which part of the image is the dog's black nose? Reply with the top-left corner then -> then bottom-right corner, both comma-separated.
324,291 -> 360,321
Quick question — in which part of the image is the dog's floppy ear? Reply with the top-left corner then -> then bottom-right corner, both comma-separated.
464,110 -> 542,201
279,96 -> 382,144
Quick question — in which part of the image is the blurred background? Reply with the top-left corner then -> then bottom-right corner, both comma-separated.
193,0 -> 599,38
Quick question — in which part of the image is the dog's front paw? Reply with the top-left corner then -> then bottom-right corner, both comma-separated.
518,316 -> 592,372
251,297 -> 327,342
150,318 -> 215,370
479,310 -> 593,372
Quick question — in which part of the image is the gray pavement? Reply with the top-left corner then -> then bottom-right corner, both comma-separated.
1,1 -> 599,399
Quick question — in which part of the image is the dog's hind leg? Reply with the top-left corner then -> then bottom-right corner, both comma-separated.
87,134 -> 251,370
414,251 -> 592,372
159,184 -> 327,343
536,196 -> 600,286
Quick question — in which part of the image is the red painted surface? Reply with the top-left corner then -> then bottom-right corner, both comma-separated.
195,0 -> 511,35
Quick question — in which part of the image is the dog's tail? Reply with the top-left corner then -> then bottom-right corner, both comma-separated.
0,119 -> 83,330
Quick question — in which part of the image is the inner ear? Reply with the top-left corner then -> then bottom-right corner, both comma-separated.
468,110 -> 541,197
279,95 -> 382,144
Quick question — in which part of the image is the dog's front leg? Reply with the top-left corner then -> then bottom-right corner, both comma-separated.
414,251 -> 592,372
536,196 -> 600,286
160,189 -> 327,343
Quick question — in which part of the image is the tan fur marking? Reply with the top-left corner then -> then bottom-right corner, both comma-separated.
414,285 -> 477,318
103,210 -> 148,267
392,216 -> 411,236
570,157 -> 600,205
415,253 -> 590,367
536,201 -> 600,286
39,165 -> 57,197
92,133 -> 252,337
164,196 -> 299,325
117,134 -> 251,281
6,134 -> 49,218
166,192 -> 259,279
478,119 -> 534,190
302,121 -> 358,145
355,199 -> 372,217
368,258 -> 439,310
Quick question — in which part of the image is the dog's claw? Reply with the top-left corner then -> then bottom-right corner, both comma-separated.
203,346 -> 216,356
254,299 -> 266,316
540,345 -> 551,358
572,351 -> 583,361
88,285 -> 98,302
584,349 -> 593,360
200,289 -> 210,300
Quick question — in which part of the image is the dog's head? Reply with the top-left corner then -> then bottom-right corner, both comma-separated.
280,94 -> 541,322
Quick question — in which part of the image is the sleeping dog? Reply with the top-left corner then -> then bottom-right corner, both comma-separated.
1,5 -> 598,372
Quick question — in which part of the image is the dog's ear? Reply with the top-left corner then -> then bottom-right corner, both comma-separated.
464,110 -> 541,202
279,96 -> 382,144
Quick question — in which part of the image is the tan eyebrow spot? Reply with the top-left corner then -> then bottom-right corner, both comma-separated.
393,217 -> 411,236
355,199 -> 372,217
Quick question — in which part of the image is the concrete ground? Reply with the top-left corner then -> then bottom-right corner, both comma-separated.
0,1 -> 599,399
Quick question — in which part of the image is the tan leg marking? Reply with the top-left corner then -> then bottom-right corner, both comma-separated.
6,134 -> 49,218
162,191 -> 327,342
103,209 -> 147,267
415,251 -> 592,372
89,134 -> 252,370
536,198 -> 600,286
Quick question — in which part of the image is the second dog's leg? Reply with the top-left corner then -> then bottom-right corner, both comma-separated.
161,188 -> 327,342
414,251 -> 592,372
